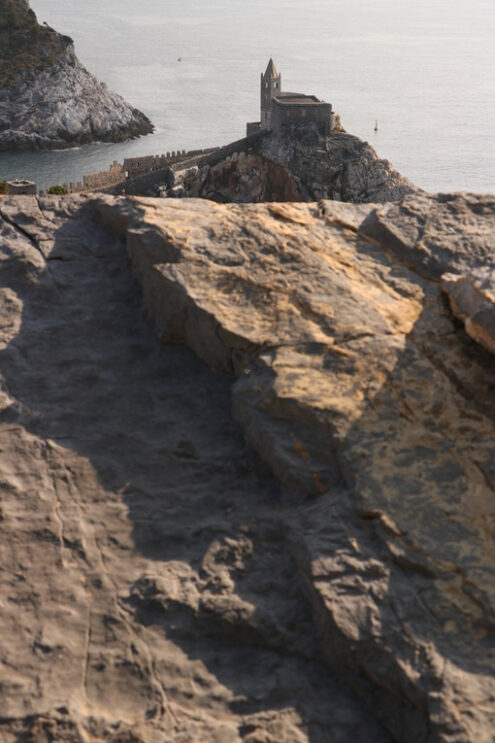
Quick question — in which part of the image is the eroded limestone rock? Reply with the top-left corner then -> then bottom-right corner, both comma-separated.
359,191 -> 495,355
91,192 -> 495,742
1,192 -> 494,742
0,194 -> 390,743
0,40 -> 152,151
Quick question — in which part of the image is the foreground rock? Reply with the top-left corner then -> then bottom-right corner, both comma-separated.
359,191 -> 495,353
93,191 -> 495,742
161,125 -> 416,204
0,1 -> 152,151
0,195 -> 391,743
0,191 -> 494,742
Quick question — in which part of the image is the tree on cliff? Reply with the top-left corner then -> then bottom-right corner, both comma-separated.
47,185 -> 68,195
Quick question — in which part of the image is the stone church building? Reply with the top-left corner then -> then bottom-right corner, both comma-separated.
247,59 -> 336,136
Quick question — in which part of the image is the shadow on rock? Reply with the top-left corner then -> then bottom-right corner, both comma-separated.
0,196 -> 390,743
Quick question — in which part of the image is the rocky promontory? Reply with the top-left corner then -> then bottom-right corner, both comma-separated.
159,124 -> 416,204
0,190 -> 494,742
0,0 -> 152,150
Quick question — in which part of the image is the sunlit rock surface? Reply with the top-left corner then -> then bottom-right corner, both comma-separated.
0,191 -> 494,742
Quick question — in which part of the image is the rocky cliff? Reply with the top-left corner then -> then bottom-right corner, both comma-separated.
0,190 -> 494,743
162,125 -> 416,204
0,0 -> 152,150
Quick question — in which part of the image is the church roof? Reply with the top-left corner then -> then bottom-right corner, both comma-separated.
264,58 -> 278,78
274,93 -> 321,105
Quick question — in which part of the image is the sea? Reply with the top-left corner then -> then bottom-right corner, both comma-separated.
1,0 -> 494,193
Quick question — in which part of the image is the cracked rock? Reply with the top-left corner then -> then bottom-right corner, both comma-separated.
0,191 -> 494,742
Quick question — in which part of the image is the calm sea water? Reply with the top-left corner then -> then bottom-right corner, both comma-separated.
1,0 -> 494,193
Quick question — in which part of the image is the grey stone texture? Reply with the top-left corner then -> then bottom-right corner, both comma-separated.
155,125 -> 416,204
271,96 -> 332,136
359,192 -> 495,354
0,193 -> 391,743
0,44 -> 152,151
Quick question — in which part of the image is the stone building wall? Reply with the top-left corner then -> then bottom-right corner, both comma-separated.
271,99 -> 333,136
246,122 -> 261,137
123,154 -> 170,179
66,148 -> 219,195
102,167 -> 173,196
7,179 -> 36,195
197,131 -> 266,169
261,67 -> 282,129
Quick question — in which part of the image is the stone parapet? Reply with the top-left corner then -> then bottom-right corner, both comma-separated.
7,179 -> 36,195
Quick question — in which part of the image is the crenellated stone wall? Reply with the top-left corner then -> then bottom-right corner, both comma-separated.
123,148 -> 219,179
68,147 -> 220,194
82,160 -> 125,190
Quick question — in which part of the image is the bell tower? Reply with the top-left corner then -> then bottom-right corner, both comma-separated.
260,58 -> 281,129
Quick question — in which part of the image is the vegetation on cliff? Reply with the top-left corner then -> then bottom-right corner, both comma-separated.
0,0 -> 71,86
0,0 -> 153,150
47,184 -> 68,195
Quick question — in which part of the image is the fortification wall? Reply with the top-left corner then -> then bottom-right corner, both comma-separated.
67,181 -> 84,193
124,148 -> 219,178
123,155 -> 169,178
100,133 -> 267,196
74,146 -> 220,194
100,167 -> 173,196
197,131 -> 267,169
82,161 -> 125,190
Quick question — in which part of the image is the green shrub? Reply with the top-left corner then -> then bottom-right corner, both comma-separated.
0,179 -> 8,194
47,184 -> 68,195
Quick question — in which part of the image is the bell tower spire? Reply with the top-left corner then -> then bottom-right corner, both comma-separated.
260,58 -> 282,129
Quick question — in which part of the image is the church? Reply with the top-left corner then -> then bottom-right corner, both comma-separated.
246,59 -> 335,137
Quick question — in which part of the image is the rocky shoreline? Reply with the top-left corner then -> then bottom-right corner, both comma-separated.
160,125 -> 416,204
0,43 -> 153,151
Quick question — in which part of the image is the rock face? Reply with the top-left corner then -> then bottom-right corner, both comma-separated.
359,191 -> 495,354
0,2 -> 152,150
162,125 -> 415,204
259,125 -> 416,203
0,194 -> 392,743
0,191 -> 494,742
